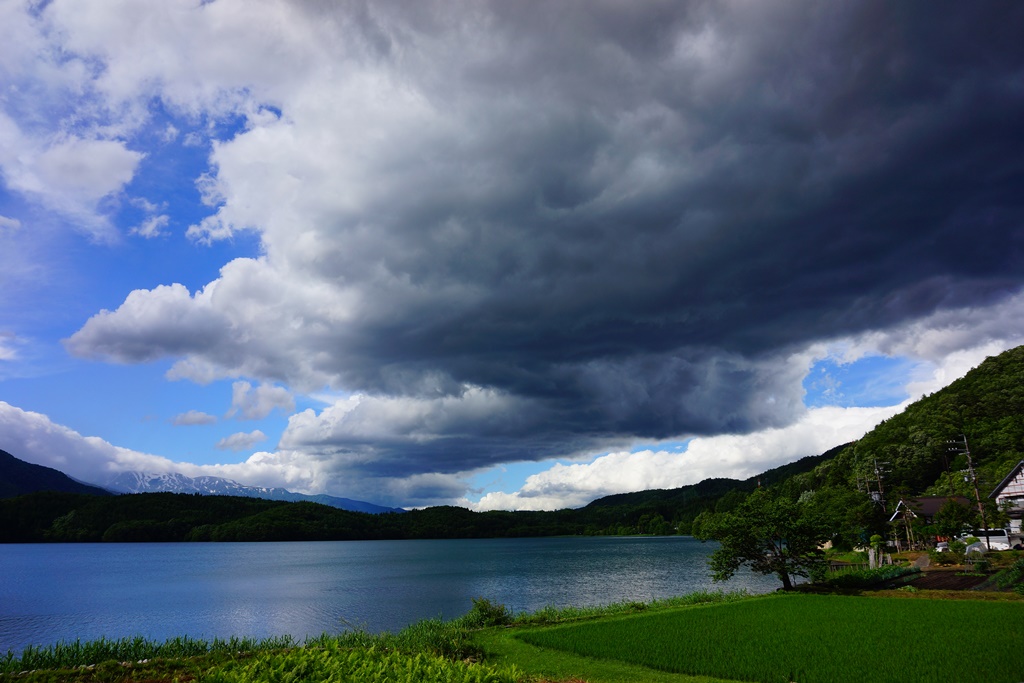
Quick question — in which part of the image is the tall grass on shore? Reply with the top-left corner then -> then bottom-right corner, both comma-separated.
1,634 -> 301,674
205,641 -> 521,683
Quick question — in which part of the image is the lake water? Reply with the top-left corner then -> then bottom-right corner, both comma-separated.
0,536 -> 780,655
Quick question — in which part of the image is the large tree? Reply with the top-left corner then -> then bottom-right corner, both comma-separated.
693,488 -> 831,590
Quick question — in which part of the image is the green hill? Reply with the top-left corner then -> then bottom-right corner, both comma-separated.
0,449 -> 111,499
783,346 -> 1024,502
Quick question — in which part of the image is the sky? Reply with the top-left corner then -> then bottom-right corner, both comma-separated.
1,0 -> 1024,510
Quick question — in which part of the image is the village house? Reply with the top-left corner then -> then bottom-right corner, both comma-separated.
990,460 -> 1024,536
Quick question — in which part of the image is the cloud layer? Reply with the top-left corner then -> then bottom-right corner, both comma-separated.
3,2 -> 1023,505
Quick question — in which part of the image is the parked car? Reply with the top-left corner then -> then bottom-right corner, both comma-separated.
958,528 -> 1011,551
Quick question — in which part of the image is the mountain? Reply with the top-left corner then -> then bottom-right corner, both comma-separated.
105,471 -> 404,514
0,449 -> 112,498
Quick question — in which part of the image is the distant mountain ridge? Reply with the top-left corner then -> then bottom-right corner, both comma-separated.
0,449 -> 112,498
105,470 -> 404,514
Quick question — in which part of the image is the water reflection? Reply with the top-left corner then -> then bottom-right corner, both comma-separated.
0,536 -> 780,654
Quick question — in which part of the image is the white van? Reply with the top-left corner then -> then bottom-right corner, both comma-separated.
959,528 -> 1011,551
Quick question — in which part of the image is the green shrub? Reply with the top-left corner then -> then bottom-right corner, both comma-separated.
928,548 -> 958,566
996,557 -> 1024,595
824,565 -> 919,589
458,597 -> 513,628
971,558 -> 991,572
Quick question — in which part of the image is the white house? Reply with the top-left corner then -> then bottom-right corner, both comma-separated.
990,460 -> 1024,535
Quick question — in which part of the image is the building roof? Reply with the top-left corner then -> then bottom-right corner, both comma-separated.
990,460 -> 1024,498
888,496 -> 971,523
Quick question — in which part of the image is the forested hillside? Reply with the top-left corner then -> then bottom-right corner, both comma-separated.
0,449 -> 112,499
781,346 -> 1024,501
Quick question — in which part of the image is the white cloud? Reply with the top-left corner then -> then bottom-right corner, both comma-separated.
0,400 -> 182,484
227,381 -> 295,420
65,282 -> 230,363
0,130 -> 143,239
131,214 -> 170,238
280,386 -> 532,448
68,258 -> 353,389
0,215 -> 21,232
0,400 -> 319,493
32,137 -> 142,203
171,410 -> 217,426
0,332 -> 18,361
216,429 -> 267,452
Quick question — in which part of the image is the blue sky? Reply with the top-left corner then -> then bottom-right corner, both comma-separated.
2,1 -> 1024,510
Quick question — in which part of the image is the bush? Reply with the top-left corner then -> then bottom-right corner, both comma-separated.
928,548 -> 958,566
995,557 -> 1024,595
458,597 -> 512,628
824,565 -> 920,589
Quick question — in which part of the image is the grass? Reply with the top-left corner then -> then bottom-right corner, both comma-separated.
510,593 -> 1024,683
508,589 -> 753,627
6,588 -> 1024,683
476,628 -> 737,683
862,588 -> 1024,601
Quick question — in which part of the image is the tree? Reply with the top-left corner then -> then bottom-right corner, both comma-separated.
692,488 -> 831,590
932,498 -> 975,540
801,487 -> 886,551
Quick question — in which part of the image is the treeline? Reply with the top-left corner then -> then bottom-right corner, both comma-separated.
0,444 -> 891,546
0,489 -> 742,543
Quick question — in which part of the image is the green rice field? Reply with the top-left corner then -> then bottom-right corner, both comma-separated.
515,593 -> 1024,683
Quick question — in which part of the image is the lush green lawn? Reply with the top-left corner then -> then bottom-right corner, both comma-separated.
511,593 -> 1024,683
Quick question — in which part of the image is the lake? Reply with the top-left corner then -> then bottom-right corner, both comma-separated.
0,536 -> 780,655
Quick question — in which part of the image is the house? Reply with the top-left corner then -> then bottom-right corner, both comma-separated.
990,460 -> 1024,535
887,496 -> 973,550
887,496 -> 972,526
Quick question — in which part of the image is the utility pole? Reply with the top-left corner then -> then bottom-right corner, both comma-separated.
948,434 -> 990,549
872,458 -> 888,515
857,450 -> 888,512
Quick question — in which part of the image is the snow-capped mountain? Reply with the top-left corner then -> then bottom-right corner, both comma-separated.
105,471 -> 404,514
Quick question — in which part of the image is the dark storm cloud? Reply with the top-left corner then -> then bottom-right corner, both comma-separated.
71,1 -> 1024,477
319,4 -> 1023,400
